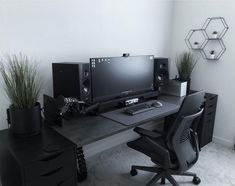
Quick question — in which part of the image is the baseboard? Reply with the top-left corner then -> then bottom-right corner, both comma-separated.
83,119 -> 164,158
213,135 -> 234,147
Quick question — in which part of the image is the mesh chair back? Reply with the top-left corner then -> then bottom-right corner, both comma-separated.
167,91 -> 205,173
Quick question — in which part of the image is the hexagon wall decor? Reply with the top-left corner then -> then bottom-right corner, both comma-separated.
185,29 -> 207,50
202,17 -> 228,39
200,39 -> 226,60
185,17 -> 228,61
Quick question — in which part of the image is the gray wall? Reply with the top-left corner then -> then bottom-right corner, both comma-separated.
1,0 -> 234,149
170,0 -> 235,147
0,0 -> 174,130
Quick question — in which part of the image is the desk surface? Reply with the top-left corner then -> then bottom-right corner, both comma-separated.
52,95 -> 184,147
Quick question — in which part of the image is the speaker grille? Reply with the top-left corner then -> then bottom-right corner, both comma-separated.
80,64 -> 91,102
82,79 -> 90,96
154,58 -> 169,90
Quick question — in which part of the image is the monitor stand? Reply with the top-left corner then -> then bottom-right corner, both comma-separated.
95,91 -> 158,114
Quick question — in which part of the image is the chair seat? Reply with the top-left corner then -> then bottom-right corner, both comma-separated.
127,136 -> 178,168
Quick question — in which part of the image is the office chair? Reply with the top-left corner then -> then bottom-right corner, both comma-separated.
127,91 -> 205,186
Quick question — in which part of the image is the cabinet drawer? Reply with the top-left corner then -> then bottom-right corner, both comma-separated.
57,178 -> 77,186
26,167 -> 77,186
24,147 -> 76,181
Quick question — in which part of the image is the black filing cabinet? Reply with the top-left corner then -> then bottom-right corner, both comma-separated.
0,126 -> 77,186
197,93 -> 218,148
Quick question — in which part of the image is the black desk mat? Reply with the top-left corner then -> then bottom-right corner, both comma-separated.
101,100 -> 180,126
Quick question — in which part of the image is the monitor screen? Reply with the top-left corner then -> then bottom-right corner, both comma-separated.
90,55 -> 154,102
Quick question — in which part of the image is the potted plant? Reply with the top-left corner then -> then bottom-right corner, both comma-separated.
175,51 -> 198,94
212,31 -> 219,39
0,54 -> 42,137
194,41 -> 200,49
209,50 -> 216,59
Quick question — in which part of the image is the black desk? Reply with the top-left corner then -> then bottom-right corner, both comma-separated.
51,95 -> 184,181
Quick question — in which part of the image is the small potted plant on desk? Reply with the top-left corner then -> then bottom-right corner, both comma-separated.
193,42 -> 200,49
212,31 -> 219,39
175,51 -> 198,94
0,53 -> 42,137
209,50 -> 216,59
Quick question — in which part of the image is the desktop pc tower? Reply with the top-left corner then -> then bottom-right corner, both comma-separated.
52,63 -> 91,102
154,58 -> 169,90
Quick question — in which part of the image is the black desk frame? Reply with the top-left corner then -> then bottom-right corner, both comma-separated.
76,147 -> 88,181
51,95 -> 184,181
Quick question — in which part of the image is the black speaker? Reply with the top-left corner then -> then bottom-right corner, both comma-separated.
52,62 -> 91,102
154,58 -> 169,89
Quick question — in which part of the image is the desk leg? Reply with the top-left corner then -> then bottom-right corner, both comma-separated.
164,114 -> 177,132
76,147 -> 88,182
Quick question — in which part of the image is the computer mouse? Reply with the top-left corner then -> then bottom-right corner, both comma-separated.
151,101 -> 163,108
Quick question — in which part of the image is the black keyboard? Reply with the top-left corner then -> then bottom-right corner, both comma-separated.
123,103 -> 154,115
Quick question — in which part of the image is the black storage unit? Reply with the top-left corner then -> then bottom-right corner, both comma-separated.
197,93 -> 218,148
0,126 -> 77,186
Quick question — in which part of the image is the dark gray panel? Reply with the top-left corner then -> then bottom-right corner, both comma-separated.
51,95 -> 183,147
158,94 -> 185,105
52,116 -> 126,147
101,100 -> 180,126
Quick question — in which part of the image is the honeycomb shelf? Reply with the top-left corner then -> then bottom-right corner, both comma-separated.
200,39 -> 226,60
202,17 -> 228,40
185,29 -> 207,50
185,17 -> 228,61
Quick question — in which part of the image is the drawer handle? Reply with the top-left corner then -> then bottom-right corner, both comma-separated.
208,104 -> 214,108
57,181 -> 65,186
207,119 -> 212,123
207,112 -> 213,116
209,97 -> 215,100
41,167 -> 63,177
40,152 -> 63,161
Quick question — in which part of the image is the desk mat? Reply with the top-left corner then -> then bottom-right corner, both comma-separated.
100,100 -> 180,126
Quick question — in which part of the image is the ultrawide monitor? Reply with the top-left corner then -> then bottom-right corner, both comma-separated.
90,55 -> 154,103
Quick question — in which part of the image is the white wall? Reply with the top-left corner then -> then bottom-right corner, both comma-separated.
170,0 -> 235,147
1,0 -> 235,148
0,0 -> 174,129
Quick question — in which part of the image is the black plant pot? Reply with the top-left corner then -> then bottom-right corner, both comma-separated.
186,78 -> 191,95
8,103 -> 42,137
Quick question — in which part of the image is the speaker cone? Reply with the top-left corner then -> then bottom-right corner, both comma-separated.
158,70 -> 169,81
82,79 -> 90,96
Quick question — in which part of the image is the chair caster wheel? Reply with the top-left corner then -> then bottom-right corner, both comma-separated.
160,178 -> 165,184
130,169 -> 138,176
192,176 -> 201,185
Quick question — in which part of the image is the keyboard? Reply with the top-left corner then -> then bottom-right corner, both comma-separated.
123,103 -> 154,115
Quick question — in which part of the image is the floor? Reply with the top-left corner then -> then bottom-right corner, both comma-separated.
0,143 -> 234,186
80,142 -> 235,186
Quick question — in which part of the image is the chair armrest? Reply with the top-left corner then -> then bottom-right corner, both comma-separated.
190,129 -> 199,163
134,127 -> 164,138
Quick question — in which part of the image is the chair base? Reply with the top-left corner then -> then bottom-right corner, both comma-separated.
130,165 -> 201,186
